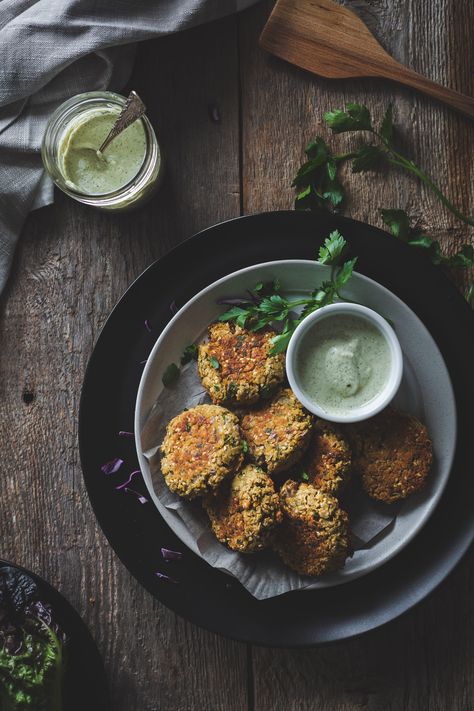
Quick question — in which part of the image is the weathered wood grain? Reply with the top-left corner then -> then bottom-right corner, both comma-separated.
0,1 -> 473,709
239,1 -> 474,708
0,17 -> 247,711
240,0 -> 474,291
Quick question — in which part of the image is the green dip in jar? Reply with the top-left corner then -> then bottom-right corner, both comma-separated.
58,108 -> 147,195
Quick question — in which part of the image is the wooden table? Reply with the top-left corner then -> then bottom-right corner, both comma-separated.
1,1 -> 473,708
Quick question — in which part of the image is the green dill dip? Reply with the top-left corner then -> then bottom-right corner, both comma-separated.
296,314 -> 391,416
58,108 -> 147,194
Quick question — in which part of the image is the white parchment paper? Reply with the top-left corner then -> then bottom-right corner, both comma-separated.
140,362 -> 398,600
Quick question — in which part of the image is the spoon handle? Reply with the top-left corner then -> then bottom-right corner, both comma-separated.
375,62 -> 474,120
99,91 -> 147,154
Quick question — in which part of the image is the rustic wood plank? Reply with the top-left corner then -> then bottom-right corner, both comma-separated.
240,0 -> 474,293
250,548 -> 474,711
0,17 -> 247,711
239,0 -> 474,708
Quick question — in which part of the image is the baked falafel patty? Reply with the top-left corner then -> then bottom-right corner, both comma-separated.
204,464 -> 282,552
198,322 -> 285,406
274,480 -> 350,576
346,407 -> 433,503
300,419 -> 352,496
160,404 -> 243,499
240,389 -> 313,475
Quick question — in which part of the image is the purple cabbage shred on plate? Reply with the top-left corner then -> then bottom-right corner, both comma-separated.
100,458 -> 124,475
115,470 -> 141,491
169,301 -> 178,315
160,548 -> 183,562
118,430 -> 134,438
123,488 -> 148,504
155,571 -> 178,584
144,319 -> 152,333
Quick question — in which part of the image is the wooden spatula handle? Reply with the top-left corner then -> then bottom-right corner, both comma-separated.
381,64 -> 474,120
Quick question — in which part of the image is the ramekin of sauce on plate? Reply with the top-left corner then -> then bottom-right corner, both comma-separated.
41,91 -> 163,210
286,303 -> 403,423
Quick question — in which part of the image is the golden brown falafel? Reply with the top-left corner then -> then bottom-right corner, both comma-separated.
160,404 -> 243,499
346,407 -> 433,503
204,464 -> 282,552
198,322 -> 285,407
240,389 -> 313,475
299,419 -> 352,496
274,480 -> 350,576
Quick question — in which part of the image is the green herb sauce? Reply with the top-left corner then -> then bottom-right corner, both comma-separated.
58,108 -> 147,194
296,315 -> 391,416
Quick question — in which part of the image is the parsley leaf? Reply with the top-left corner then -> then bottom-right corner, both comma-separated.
318,230 -> 346,264
181,344 -> 198,365
381,208 -> 474,268
293,138 -> 346,213
380,208 -> 411,241
218,230 -> 359,356
210,356 -> 220,369
324,103 -> 372,133
334,257 -> 358,292
162,363 -> 180,387
352,144 -> 385,173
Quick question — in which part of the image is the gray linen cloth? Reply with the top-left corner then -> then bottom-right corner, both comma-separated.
0,0 -> 258,295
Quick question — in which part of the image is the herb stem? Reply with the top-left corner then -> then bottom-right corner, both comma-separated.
373,130 -> 474,228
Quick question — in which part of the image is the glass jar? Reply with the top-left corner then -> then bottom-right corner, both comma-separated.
41,91 -> 163,210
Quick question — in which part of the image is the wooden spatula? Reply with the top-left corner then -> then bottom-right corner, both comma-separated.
260,0 -> 474,119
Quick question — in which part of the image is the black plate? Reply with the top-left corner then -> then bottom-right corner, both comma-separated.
0,560 -> 109,709
79,211 -> 474,646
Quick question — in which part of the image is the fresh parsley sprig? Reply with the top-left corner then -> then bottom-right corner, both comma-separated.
294,102 -> 474,229
293,102 -> 473,301
380,208 -> 474,267
218,230 -> 356,354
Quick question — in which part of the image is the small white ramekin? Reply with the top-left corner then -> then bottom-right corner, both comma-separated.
286,302 -> 403,423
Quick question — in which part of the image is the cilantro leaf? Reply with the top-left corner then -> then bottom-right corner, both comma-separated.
210,356 -> 220,369
324,103 -> 372,133
318,230 -> 346,265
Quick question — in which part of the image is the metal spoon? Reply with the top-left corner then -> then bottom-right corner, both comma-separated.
96,91 -> 146,158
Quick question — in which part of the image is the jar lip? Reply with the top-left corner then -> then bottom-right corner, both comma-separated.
41,90 -> 160,203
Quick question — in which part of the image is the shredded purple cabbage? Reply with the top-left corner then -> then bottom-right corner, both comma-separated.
155,571 -> 178,584
144,319 -> 152,333
101,458 -> 124,475
123,487 -> 148,504
169,301 -> 178,315
115,470 -> 140,490
160,548 -> 183,562
217,297 -> 247,306
118,431 -> 134,438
